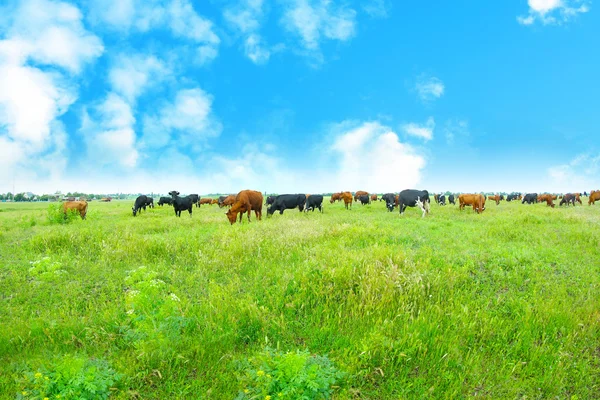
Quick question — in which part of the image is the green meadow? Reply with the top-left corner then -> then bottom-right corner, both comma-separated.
0,198 -> 599,399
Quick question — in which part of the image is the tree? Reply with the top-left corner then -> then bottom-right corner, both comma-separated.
14,193 -> 26,202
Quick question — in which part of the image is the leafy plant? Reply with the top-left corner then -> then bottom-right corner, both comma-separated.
16,356 -> 122,400
236,348 -> 345,400
47,203 -> 79,225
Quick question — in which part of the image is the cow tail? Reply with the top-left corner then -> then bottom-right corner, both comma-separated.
84,202 -> 89,219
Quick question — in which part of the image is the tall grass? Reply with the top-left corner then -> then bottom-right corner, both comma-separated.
0,200 -> 598,398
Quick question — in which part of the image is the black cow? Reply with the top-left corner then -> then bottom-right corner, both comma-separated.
265,196 -> 276,206
559,193 -> 576,207
382,193 -> 396,212
398,189 -> 430,217
267,194 -> 306,215
188,194 -> 200,208
358,195 -> 370,205
499,194 -> 505,201
218,195 -> 228,207
584,191 -> 588,197
132,195 -> 148,216
145,197 -> 154,209
438,194 -> 446,205
158,196 -> 172,206
304,195 -> 323,213
169,191 -> 193,217
448,194 -> 455,205
522,193 -> 537,204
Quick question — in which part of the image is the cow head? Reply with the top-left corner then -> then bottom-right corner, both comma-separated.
168,191 -> 180,198
132,207 -> 137,217
225,209 -> 237,225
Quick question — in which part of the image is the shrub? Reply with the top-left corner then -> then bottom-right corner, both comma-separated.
236,348 -> 345,400
16,356 -> 122,399
47,203 -> 79,225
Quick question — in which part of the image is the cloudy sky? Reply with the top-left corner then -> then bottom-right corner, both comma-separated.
0,0 -> 598,195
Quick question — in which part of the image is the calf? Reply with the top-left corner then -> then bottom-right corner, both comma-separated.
267,194 -> 307,215
398,189 -> 430,217
382,193 -> 396,212
358,195 -> 370,205
169,191 -> 193,217
226,190 -> 263,224
370,194 -> 378,202
63,200 -> 88,220
132,195 -> 148,216
459,193 -> 486,214
522,193 -> 537,204
304,194 -> 324,213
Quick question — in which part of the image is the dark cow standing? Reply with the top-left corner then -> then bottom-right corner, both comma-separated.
448,194 -> 455,205
560,193 -> 576,207
188,194 -> 200,208
267,194 -> 306,215
522,193 -> 537,204
132,195 -> 148,216
397,189 -> 430,217
358,195 -> 370,205
382,193 -> 396,212
158,196 -> 172,206
304,195 -> 324,213
169,191 -> 193,217
438,194 -> 446,205
265,196 -> 276,206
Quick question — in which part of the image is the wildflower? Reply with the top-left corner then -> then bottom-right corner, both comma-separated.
256,370 -> 264,377
126,309 -> 135,315
267,374 -> 271,378
169,293 -> 180,302
44,397 -> 49,400
22,391 -> 27,396
244,389 -> 249,394
265,396 -> 271,400
35,372 -> 42,378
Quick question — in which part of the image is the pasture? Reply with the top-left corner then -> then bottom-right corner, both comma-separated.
0,199 -> 599,399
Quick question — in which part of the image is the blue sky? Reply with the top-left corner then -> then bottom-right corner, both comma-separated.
0,0 -> 598,194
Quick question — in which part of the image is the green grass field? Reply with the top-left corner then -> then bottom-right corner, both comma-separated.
1,199 -> 599,399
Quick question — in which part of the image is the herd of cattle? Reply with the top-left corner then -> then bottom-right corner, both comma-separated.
59,190 -> 600,223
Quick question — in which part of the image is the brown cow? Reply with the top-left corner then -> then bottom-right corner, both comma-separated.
589,190 -> 600,205
354,191 -> 368,202
199,198 -> 213,205
370,194 -> 377,202
226,190 -> 263,225
211,199 -> 219,205
330,192 -> 342,204
574,193 -> 582,205
341,191 -> 353,209
538,194 -> 556,208
487,194 -> 500,205
459,194 -> 486,213
63,201 -> 88,219
220,195 -> 235,208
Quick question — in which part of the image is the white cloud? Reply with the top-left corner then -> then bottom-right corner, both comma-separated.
87,0 -> 219,64
415,75 -> 445,102
224,0 -> 271,64
402,117 -> 435,141
518,0 -> 590,25
108,54 -> 170,104
363,0 -> 391,18
142,88 -> 222,152
547,153 -> 600,191
0,0 -> 102,187
281,0 -> 356,60
444,119 -> 469,144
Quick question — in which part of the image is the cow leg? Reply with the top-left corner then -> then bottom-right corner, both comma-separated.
247,210 -> 251,222
189,207 -> 192,217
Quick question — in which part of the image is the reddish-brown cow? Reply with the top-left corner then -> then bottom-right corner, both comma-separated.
63,201 -> 88,219
487,194 -> 500,205
354,191 -> 368,202
221,195 -> 235,208
538,194 -> 556,208
370,194 -> 377,202
330,193 -> 342,204
226,190 -> 263,225
459,194 -> 486,214
341,191 -> 353,209
589,190 -> 600,205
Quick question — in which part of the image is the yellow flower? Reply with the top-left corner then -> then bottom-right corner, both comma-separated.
44,398 -> 49,400
266,374 -> 271,378
256,370 -> 265,377
265,396 -> 271,400
244,389 -> 249,394
21,391 -> 27,396
35,372 -> 42,378
45,377 -> 49,380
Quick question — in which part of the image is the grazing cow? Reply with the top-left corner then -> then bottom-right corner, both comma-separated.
265,196 -> 276,206
438,194 -> 446,205
354,191 -> 369,202
487,194 -> 501,206
211,199 -> 219,205
538,194 -> 556,208
199,198 -> 213,205
187,194 -> 200,208
370,194 -> 378,202
589,190 -> 600,205
304,194 -> 324,213
63,201 -> 88,220
459,193 -> 486,214
145,197 -> 154,209
398,189 -> 430,217
219,195 -> 235,208
434,194 -> 440,204
341,191 -> 353,210
226,190 -> 263,224
522,193 -> 538,205
168,191 -> 193,217
267,194 -> 307,215
358,195 -> 370,205
382,193 -> 396,212
132,195 -> 149,216
448,194 -> 456,205
330,192 -> 342,203
560,193 -> 576,207
574,193 -> 583,205
158,197 -> 173,206
100,197 -> 112,202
